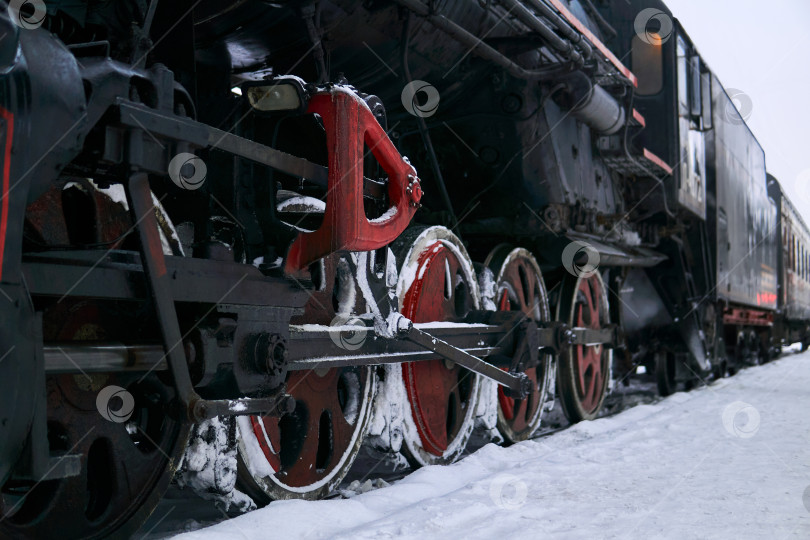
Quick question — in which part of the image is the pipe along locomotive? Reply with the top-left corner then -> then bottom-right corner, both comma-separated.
0,0 -> 808,536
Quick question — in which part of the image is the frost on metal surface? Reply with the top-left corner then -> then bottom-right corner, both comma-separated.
276,195 -> 326,213
334,257 -> 357,318
474,377 -> 502,443
369,205 -> 398,224
350,250 -> 404,339
478,266 -> 498,312
365,365 -> 406,454
234,416 -> 275,480
392,226 -> 483,465
177,417 -> 256,513
474,265 -> 503,441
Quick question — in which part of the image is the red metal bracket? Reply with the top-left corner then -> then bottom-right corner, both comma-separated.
723,306 -> 774,327
285,88 -> 421,272
0,107 -> 13,282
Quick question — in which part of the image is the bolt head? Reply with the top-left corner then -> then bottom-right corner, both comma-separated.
279,395 -> 296,415
407,177 -> 422,205
193,400 -> 209,421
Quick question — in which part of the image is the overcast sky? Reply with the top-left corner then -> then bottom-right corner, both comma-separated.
663,0 -> 810,223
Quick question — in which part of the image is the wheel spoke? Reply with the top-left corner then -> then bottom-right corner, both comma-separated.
397,229 -> 481,464
487,247 -> 551,442
1,374 -> 187,538
238,254 -> 373,500
558,273 -> 611,422
498,289 -> 511,311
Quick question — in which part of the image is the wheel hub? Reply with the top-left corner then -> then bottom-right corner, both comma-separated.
238,254 -> 374,501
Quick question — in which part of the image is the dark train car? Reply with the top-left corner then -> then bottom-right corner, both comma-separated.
704,75 -> 778,365
768,175 -> 810,348
708,77 -> 777,312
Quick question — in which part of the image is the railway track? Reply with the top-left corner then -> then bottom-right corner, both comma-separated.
142,375 -> 661,538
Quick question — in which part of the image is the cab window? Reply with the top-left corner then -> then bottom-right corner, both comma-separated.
677,36 -> 689,116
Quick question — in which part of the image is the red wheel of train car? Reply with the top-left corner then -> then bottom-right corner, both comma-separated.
484,246 -> 553,442
0,182 -> 189,538
556,271 -> 612,422
395,227 -> 481,466
237,255 -> 375,501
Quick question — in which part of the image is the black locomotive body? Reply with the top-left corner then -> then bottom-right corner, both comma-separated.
0,0 -> 806,537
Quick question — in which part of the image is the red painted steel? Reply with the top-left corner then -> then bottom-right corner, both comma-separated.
401,242 -> 475,456
494,263 -> 542,434
0,107 -> 13,282
285,88 -> 421,272
723,307 -> 774,327
642,147 -> 673,175
545,0 -> 638,87
632,108 -> 646,128
573,275 -> 606,413
249,368 -> 368,485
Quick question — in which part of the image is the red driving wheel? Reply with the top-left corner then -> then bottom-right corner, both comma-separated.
396,227 -> 480,466
556,272 -> 611,422
237,254 -> 374,501
244,366 -> 371,495
485,246 -> 552,442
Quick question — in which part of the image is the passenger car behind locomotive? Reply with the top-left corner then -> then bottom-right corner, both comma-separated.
769,175 -> 810,350
0,0 -> 806,537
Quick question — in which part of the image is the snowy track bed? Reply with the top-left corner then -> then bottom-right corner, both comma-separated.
150,352 -> 810,539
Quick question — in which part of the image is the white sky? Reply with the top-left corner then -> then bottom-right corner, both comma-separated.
663,0 -> 810,222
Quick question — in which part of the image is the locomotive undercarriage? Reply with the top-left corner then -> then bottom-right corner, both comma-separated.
0,45 -> 622,535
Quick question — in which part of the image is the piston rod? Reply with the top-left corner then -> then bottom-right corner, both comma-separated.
42,323 -> 616,375
43,343 -> 167,373
403,325 -> 531,398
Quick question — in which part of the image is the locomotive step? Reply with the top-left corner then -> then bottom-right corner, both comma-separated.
602,147 -> 674,177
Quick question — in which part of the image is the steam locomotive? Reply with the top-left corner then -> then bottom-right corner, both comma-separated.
0,0 -> 807,537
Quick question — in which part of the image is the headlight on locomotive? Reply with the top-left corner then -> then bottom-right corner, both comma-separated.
243,77 -> 308,113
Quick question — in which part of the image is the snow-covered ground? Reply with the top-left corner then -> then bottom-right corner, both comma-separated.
166,350 -> 810,539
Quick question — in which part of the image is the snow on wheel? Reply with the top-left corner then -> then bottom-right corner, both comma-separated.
555,271 -> 612,422
483,246 -> 554,442
394,226 -> 481,466
236,255 -> 375,501
236,366 -> 374,501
